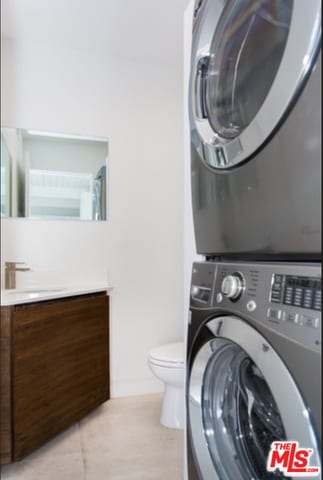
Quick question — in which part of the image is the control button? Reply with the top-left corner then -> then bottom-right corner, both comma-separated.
303,290 -> 313,308
272,291 -> 281,298
271,291 -> 281,303
246,300 -> 257,312
267,308 -> 281,323
271,297 -> 281,304
271,290 -> 281,298
301,315 -> 319,329
282,311 -> 299,324
303,302 -> 313,309
216,293 -> 223,303
314,291 -> 321,310
284,292 -> 293,297
304,289 -> 313,298
304,294 -> 313,300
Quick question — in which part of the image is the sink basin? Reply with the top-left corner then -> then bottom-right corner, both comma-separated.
8,288 -> 67,295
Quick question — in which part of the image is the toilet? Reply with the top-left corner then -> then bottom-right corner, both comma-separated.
148,342 -> 185,429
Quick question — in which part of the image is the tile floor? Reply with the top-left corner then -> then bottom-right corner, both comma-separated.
1,393 -> 184,480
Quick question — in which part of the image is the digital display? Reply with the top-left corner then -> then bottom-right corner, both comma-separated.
285,276 -> 321,290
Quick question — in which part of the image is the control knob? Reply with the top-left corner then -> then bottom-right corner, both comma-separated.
221,274 -> 244,300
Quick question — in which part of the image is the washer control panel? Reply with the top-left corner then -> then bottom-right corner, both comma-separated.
270,274 -> 321,311
191,261 -> 321,352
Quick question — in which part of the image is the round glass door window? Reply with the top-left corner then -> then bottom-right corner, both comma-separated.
202,338 -> 286,479
206,0 -> 293,139
190,0 -> 321,168
187,316 -> 321,480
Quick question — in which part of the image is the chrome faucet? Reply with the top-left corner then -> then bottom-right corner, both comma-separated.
5,262 -> 31,289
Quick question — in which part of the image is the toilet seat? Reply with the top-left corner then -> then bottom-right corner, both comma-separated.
149,342 -> 184,368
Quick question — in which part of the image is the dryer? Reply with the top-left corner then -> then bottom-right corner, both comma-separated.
190,0 -> 321,259
186,261 -> 321,479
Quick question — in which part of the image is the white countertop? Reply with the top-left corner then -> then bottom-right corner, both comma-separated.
1,285 -> 113,306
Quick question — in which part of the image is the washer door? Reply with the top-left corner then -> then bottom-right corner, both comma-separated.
188,316 -> 321,479
190,0 -> 321,169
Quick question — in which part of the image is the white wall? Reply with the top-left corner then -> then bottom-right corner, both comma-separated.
1,37 -> 184,397
183,3 -> 196,479
25,136 -> 107,175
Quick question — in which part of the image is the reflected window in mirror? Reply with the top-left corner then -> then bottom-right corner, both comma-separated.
1,132 -> 12,217
0,128 -> 108,221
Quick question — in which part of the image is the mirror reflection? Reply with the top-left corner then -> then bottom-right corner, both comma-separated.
0,128 -> 108,221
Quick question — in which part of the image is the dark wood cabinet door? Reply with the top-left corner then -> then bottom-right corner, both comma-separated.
12,294 -> 109,460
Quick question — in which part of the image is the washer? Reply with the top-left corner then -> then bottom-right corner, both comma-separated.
186,261 -> 321,479
190,0 -> 321,259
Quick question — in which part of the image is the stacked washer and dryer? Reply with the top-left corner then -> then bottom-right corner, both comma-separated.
186,1 -> 321,479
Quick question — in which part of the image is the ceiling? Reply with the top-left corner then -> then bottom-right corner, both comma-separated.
1,0 -> 191,65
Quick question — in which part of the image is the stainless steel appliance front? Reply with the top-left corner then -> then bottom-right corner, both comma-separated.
190,0 -> 321,258
186,261 -> 321,479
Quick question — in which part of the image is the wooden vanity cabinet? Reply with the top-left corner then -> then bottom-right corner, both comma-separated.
1,292 -> 109,464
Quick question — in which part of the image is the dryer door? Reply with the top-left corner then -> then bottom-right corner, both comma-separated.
190,0 -> 321,169
187,316 -> 321,479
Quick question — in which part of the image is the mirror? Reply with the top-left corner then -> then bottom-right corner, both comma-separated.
0,127 -> 108,221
